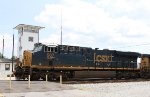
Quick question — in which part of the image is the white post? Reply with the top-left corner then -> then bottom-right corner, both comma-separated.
9,74 -> 12,89
45,75 -> 48,88
60,75 -> 62,86
46,75 -> 48,82
28,75 -> 31,88
0,93 -> 4,97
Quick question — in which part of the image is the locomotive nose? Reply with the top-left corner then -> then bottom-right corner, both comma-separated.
23,50 -> 32,66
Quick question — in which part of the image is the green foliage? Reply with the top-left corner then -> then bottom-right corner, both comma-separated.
0,53 -> 3,58
11,56 -> 17,60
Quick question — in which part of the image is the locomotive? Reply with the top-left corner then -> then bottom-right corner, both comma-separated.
14,43 -> 150,80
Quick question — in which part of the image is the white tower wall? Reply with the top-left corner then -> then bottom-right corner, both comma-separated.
14,24 -> 44,61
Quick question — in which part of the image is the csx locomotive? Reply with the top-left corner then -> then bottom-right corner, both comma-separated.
14,43 -> 150,80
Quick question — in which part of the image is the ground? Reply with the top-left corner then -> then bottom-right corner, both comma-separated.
0,80 -> 150,97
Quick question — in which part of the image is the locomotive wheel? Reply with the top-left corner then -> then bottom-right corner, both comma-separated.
15,76 -> 21,80
124,73 -> 130,79
31,73 -> 40,81
40,73 -> 48,80
47,73 -> 55,81
116,72 -> 122,79
40,73 -> 55,81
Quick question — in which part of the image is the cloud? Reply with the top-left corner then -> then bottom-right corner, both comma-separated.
35,0 -> 150,53
96,0 -> 139,13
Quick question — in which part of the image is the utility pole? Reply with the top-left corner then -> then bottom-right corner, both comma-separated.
12,34 -> 14,72
61,9 -> 62,45
2,36 -> 4,58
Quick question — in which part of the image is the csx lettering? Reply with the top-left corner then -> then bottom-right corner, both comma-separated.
96,55 -> 112,62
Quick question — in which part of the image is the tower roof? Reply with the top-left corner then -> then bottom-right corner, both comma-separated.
0,58 -> 12,63
14,24 -> 45,30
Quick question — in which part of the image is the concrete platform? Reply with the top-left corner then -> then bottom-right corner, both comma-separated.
1,80 -> 150,97
0,80 -> 74,93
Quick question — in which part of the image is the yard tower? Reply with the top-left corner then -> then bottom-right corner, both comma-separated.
14,24 -> 44,61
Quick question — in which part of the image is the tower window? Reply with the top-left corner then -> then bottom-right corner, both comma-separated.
5,64 -> 10,70
28,37 -> 34,42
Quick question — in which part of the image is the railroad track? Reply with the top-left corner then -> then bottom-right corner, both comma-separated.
62,78 -> 150,84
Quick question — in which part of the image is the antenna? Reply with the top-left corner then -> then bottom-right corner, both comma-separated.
2,36 -> 4,58
12,34 -> 14,72
60,9 -> 62,45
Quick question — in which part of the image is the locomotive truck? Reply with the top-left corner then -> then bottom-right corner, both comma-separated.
14,43 -> 150,80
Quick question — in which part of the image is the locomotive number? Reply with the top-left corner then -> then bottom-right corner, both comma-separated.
47,53 -> 54,59
95,55 -> 112,62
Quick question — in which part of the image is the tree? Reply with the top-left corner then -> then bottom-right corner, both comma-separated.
11,56 -> 17,60
0,53 -> 4,58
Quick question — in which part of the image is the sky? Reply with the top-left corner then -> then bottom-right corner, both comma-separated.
1,0 -> 150,58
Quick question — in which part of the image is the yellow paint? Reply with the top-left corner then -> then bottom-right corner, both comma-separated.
23,51 -> 32,66
141,57 -> 149,70
95,55 -> 112,62
79,87 -> 90,91
29,65 -> 139,71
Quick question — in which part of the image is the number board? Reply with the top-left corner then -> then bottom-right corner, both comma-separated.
47,52 -> 54,59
